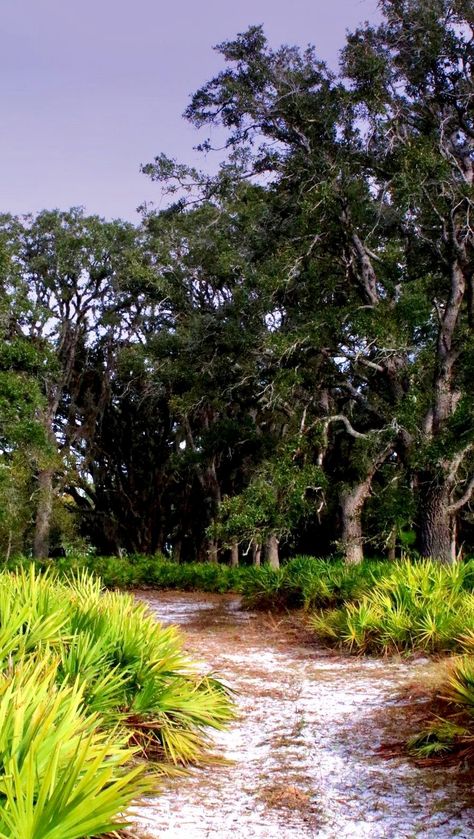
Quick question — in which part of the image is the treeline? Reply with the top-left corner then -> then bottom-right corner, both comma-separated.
0,0 -> 473,566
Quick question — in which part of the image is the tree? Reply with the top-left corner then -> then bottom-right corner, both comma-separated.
148,2 -> 472,562
0,218 -> 47,556
137,190 -> 274,562
213,438 -> 325,568
1,209 -> 144,557
343,0 -> 474,560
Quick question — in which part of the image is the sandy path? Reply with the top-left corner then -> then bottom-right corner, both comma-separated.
130,591 -> 474,839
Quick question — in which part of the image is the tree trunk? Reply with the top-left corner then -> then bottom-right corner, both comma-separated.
252,542 -> 261,567
339,441 -> 394,564
340,482 -> 370,564
173,539 -> 182,563
207,539 -> 218,564
230,541 -> 239,568
5,530 -> 12,564
451,518 -> 458,563
419,477 -> 454,564
266,534 -> 280,569
33,468 -> 54,559
387,527 -> 396,562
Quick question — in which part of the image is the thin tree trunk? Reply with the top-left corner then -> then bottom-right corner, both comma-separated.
5,530 -> 12,563
340,481 -> 371,565
207,539 -> 218,564
252,542 -> 261,567
230,541 -> 239,568
173,539 -> 182,563
387,527 -> 396,562
451,517 -> 458,563
266,533 -> 280,569
417,258 -> 467,564
33,468 -> 54,559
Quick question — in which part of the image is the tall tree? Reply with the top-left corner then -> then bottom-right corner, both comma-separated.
146,1 -> 472,562
0,217 -> 47,556
3,209 -> 142,557
343,0 -> 474,560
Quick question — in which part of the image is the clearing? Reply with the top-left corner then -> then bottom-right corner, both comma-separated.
131,591 -> 474,839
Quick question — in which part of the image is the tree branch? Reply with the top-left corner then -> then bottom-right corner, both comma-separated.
325,415 -> 372,439
448,475 -> 474,513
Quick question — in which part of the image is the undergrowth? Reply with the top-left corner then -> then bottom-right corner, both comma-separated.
0,567 -> 234,838
309,560 -> 474,654
239,556 -> 386,611
3,553 -> 259,592
409,632 -> 474,763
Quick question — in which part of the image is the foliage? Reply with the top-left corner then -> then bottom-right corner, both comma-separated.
212,447 -> 326,548
239,556 -> 385,610
0,659 -> 146,839
0,567 -> 235,836
142,0 -> 474,564
309,560 -> 474,654
2,553 -> 262,593
409,634 -> 474,762
2,2 -> 474,565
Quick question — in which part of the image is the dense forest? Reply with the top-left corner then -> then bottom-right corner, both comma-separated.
1,0 -> 473,567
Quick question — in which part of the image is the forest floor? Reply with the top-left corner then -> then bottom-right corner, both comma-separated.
130,591 -> 474,839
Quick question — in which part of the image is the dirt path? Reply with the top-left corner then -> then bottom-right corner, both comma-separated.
131,591 -> 474,839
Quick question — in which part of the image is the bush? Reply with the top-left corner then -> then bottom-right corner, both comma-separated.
4,553 -> 263,593
239,556 -> 385,611
0,658 -> 146,839
0,567 -> 235,836
409,634 -> 474,761
309,560 -> 474,654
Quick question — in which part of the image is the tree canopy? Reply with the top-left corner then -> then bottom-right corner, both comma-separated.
1,0 -> 472,564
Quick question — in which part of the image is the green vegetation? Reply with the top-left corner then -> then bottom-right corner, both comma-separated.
239,556 -> 387,611
5,554 -> 474,659
0,567 -> 234,837
2,0 -> 473,829
81,554 -> 258,592
1,1 -> 473,568
3,553 -> 261,592
409,633 -> 474,761
310,560 -> 474,654
237,556 -> 474,655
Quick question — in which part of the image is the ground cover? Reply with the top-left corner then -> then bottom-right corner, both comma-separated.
0,567 -> 234,838
3,553 -> 260,592
5,554 -> 474,774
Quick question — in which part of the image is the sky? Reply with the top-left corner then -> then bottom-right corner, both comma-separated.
0,0 -> 380,222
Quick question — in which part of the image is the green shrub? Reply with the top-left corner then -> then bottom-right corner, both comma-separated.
409,638 -> 474,761
4,553 -> 263,594
309,560 -> 474,654
0,567 -> 235,836
239,556 -> 385,611
0,658 -> 147,839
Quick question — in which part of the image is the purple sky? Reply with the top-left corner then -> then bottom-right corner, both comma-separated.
1,0 -> 380,222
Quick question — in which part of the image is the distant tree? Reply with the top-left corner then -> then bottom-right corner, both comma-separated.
0,218 -> 47,556
1,209 -> 144,557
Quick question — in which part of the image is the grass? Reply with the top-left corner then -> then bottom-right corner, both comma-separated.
0,566 -> 235,837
